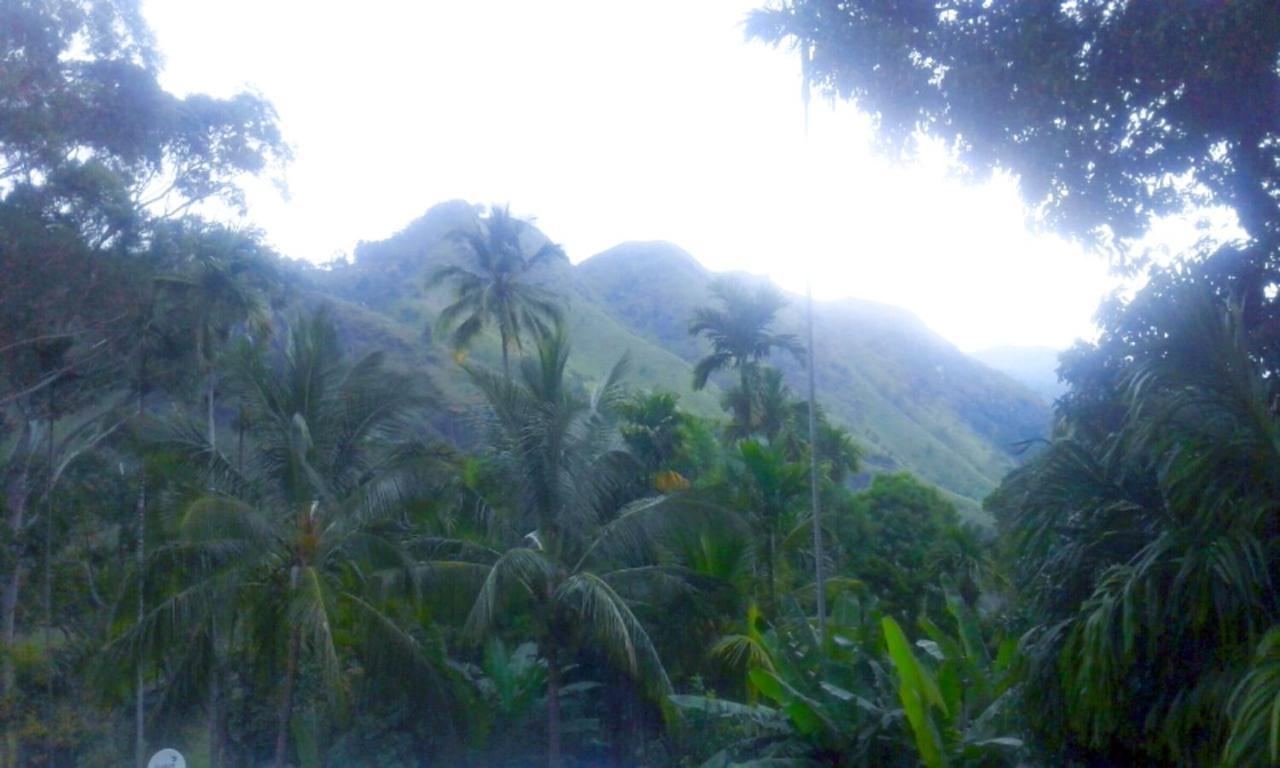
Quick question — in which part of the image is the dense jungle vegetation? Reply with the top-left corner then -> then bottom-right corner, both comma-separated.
3,1 -> 1279,766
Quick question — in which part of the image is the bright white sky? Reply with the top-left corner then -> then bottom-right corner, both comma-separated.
143,0 -> 1136,352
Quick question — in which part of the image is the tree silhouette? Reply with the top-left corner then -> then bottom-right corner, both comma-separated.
430,205 -> 566,378
689,278 -> 803,434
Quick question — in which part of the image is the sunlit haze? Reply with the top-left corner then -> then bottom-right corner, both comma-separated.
143,0 -> 1126,352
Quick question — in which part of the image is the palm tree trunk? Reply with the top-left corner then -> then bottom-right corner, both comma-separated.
274,626 -> 301,768
208,613 -> 224,768
546,636 -> 562,768
207,368 -> 217,461
766,531 -> 777,614
1,421 -> 36,768
206,365 -> 223,768
740,366 -> 752,435
208,671 -> 222,768
134,348 -> 149,768
134,464 -> 147,768
42,404 -> 54,722
1,422 -> 32,768
805,283 -> 826,638
0,563 -> 18,768
501,331 -> 511,380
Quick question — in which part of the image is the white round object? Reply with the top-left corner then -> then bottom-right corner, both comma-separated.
146,748 -> 186,768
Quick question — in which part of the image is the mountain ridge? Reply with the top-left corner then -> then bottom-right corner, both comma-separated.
303,203 -> 1051,518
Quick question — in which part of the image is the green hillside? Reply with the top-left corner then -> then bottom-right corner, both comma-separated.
302,203 -> 1048,514
578,241 -> 1051,514
305,202 -> 724,419
971,344 -> 1067,403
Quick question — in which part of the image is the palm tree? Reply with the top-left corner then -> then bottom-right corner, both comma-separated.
462,529 -> 674,768
722,368 -> 860,482
429,205 -> 567,378
153,226 -> 272,464
115,309 -> 446,768
152,228 -> 272,767
815,419 -> 862,486
689,278 -> 803,432
618,390 -> 688,489
721,365 -> 797,444
725,439 -> 809,613
450,327 -> 679,768
991,284 -> 1280,764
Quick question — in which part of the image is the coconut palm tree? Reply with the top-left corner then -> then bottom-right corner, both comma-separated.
461,526 -> 675,768
151,228 -> 274,767
429,205 -> 566,378
114,309 -> 448,768
689,278 -> 803,433
448,327 -> 684,768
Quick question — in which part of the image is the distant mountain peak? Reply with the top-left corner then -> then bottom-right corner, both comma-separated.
315,200 -> 1051,519
580,241 -> 709,277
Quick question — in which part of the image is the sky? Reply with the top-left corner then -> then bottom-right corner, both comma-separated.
142,0 -> 1126,353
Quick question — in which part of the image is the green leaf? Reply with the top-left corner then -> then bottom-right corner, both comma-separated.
749,667 -> 786,703
883,616 -> 948,768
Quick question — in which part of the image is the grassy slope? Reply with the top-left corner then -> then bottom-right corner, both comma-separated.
303,202 -> 723,419
577,242 -> 1050,518
301,203 -> 1048,518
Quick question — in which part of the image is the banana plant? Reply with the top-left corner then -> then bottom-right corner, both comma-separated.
671,588 -> 1025,767
671,596 -> 903,766
881,585 -> 1024,767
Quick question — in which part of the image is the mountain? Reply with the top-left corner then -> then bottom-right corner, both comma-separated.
970,345 -> 1066,404
299,202 -> 1051,519
578,242 -> 1050,517
304,202 -> 725,417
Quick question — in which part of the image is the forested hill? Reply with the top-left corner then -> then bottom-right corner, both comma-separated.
578,242 -> 1050,511
306,201 -> 1049,513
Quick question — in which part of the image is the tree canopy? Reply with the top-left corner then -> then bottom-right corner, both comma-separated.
748,1 -> 1280,257
12,1 -> 1280,766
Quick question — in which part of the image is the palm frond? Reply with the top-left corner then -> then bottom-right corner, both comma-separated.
693,352 -> 732,390
463,547 -> 556,641
1225,627 -> 1280,765
291,565 -> 344,699
181,496 -> 280,549
710,633 -> 777,675
668,694 -> 790,733
554,571 -> 672,694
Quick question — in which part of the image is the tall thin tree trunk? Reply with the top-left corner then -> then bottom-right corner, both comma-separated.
208,622 -> 223,768
206,368 -> 224,768
805,283 -> 826,638
0,561 -> 19,768
766,531 -> 777,614
274,626 -> 300,768
501,331 -> 511,380
1,565 -> 21,768
134,465 -> 147,768
546,637 -> 562,768
2,422 -> 34,768
134,350 -> 148,768
207,369 -> 217,459
42,401 -> 54,765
